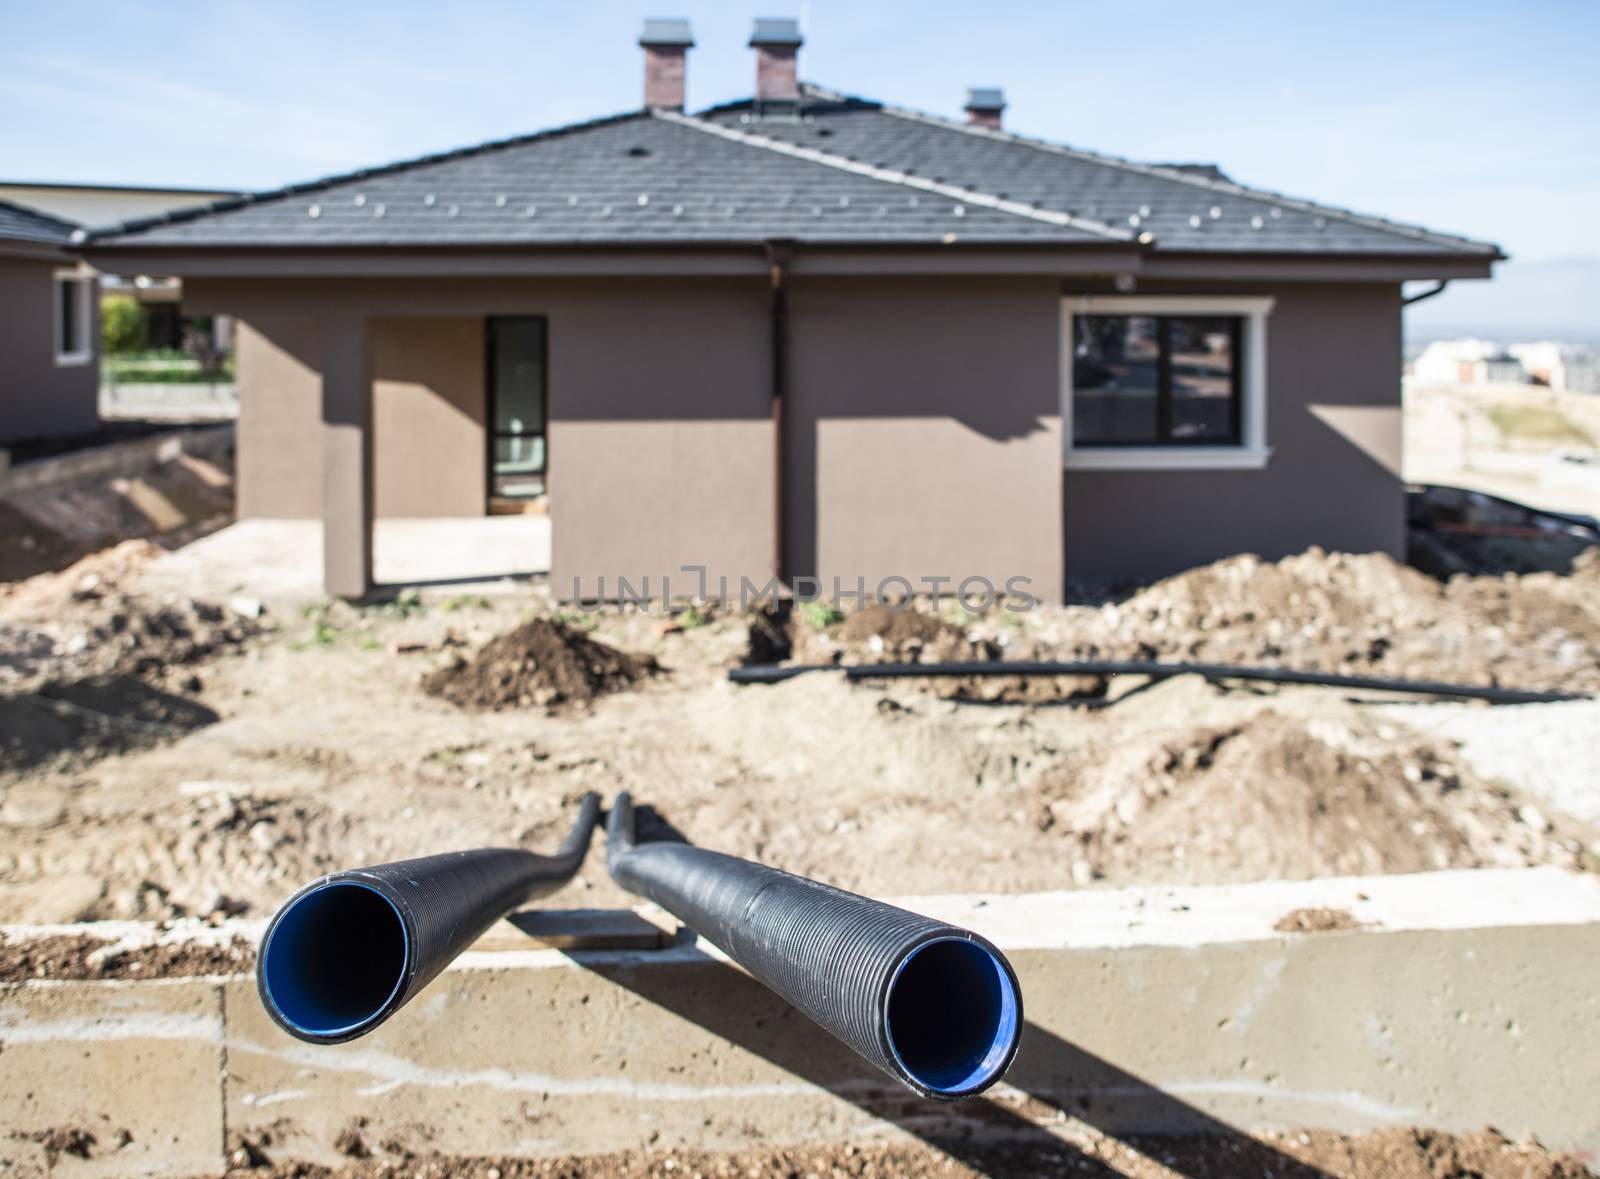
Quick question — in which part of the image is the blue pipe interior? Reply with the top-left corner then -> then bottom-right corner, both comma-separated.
261,882 -> 408,1039
884,937 -> 1020,1096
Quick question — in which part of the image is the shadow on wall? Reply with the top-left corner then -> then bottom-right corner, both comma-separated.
574,945 -> 1332,1177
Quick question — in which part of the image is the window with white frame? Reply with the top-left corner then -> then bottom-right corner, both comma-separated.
54,269 -> 93,366
1060,296 -> 1274,470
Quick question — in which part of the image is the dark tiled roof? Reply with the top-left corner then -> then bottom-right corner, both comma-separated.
0,197 -> 80,246
89,85 -> 1501,259
91,110 -> 1117,248
703,84 -> 1501,257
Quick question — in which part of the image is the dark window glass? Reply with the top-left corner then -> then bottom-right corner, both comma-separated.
1072,315 -> 1160,445
1167,317 -> 1239,443
488,317 -> 547,499
1072,313 -> 1242,447
58,277 -> 79,355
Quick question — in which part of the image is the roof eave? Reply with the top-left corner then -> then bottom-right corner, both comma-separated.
82,239 -> 1147,280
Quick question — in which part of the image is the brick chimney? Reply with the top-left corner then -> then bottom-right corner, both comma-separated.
750,18 -> 802,111
640,18 -> 694,110
964,87 -> 1005,130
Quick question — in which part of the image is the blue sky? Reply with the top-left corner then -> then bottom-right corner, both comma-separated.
3,0 -> 1597,333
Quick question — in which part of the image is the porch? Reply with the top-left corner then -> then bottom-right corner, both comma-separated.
137,516 -> 550,606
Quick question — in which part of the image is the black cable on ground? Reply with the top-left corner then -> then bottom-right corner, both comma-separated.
727,660 -> 1584,705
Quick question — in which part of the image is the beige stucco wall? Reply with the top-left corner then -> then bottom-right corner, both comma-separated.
236,314 -> 487,519
0,255 -> 100,443
1062,282 -> 1406,580
788,277 -> 1065,603
208,272 -> 1407,597
216,280 -> 774,594
373,317 -> 485,517
236,315 -> 321,517
546,281 -> 773,599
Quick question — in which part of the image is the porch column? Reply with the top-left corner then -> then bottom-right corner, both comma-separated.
320,310 -> 374,600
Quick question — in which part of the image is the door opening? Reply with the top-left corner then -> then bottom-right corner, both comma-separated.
486,316 -> 547,510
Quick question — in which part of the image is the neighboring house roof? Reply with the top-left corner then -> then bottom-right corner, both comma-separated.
0,196 -> 81,246
702,85 -> 1501,258
0,181 -> 246,233
87,84 -> 1501,259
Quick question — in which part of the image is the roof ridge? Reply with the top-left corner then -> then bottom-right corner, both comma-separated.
656,108 -> 1134,243
801,82 -> 1501,257
89,108 -> 653,242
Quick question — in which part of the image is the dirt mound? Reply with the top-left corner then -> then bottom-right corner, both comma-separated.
1037,703 -> 1585,885
792,603 -> 999,665
0,541 -> 261,693
423,618 -> 658,710
0,930 -> 254,982
1275,906 -> 1362,934
1028,547 -> 1600,695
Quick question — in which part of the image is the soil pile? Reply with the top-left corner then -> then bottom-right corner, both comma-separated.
423,618 -> 658,710
0,929 -> 254,981
205,1126 -> 1595,1178
1035,700 -> 1586,885
0,543 -> 260,774
0,540 -> 260,692
684,674 -> 1592,898
1026,547 -> 1600,694
792,603 -> 998,665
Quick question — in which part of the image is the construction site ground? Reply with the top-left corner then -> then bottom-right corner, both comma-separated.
2,540 -> 1597,925
3,508 -> 1600,1176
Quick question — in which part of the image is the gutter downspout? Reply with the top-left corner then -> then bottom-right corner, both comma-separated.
1403,280 -> 1450,306
765,240 -> 793,586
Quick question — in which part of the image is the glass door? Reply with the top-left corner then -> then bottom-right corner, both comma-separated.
486,317 -> 547,503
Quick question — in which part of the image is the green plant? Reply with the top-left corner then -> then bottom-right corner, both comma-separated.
291,600 -> 342,649
100,296 -> 147,354
677,604 -> 709,629
368,588 -> 425,620
798,599 -> 843,629
102,349 -> 237,384
551,608 -> 599,631
441,594 -> 492,613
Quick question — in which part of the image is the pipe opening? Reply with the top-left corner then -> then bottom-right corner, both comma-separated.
261,882 -> 408,1039
885,937 -> 1019,1096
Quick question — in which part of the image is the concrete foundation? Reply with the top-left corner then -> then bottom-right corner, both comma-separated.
3,868 -> 1597,1175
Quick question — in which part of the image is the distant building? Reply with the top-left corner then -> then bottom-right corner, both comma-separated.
1412,338 -> 1526,386
1509,341 -> 1600,395
0,181 -> 242,351
0,199 -> 99,443
0,180 -> 241,230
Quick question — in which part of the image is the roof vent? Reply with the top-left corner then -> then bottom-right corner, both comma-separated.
964,87 -> 1005,130
640,18 -> 694,111
750,18 -> 802,116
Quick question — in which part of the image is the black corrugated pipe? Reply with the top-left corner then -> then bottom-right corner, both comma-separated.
258,792 -> 602,1044
726,660 -> 1584,705
605,792 -> 1022,1101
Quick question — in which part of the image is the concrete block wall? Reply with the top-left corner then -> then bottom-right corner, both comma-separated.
3,868 -> 1597,1175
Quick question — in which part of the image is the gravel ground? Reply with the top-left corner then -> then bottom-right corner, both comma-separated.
183,1126 -> 1596,1179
